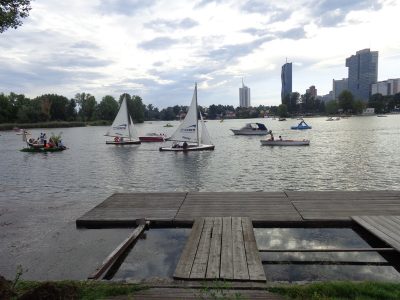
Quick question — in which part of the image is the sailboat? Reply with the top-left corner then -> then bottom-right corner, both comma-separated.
105,97 -> 141,145
159,83 -> 215,152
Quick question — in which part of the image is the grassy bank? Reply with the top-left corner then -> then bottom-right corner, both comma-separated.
0,120 -> 111,131
268,281 -> 400,300
3,280 -> 145,300
2,280 -> 400,299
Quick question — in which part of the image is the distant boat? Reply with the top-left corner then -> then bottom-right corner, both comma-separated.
278,118 -> 286,121
160,83 -> 214,152
260,139 -> 310,146
105,97 -> 141,145
377,115 -> 387,117
326,117 -> 340,121
230,123 -> 269,135
16,129 -> 30,135
139,133 -> 166,142
291,120 -> 312,130
164,123 -> 174,127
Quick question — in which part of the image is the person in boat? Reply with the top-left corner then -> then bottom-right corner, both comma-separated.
279,135 -> 282,141
268,130 -> 274,141
182,141 -> 188,149
58,139 -> 66,149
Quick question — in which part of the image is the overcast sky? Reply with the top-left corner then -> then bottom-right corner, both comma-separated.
1,0 -> 399,108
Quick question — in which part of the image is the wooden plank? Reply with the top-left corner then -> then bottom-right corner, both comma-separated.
206,217 -> 222,279
173,218 -> 205,279
242,218 -> 266,281
220,217 -> 233,280
259,248 -> 395,252
232,217 -> 249,280
126,287 -> 285,300
88,222 -> 147,279
190,217 -> 214,279
352,216 -> 400,251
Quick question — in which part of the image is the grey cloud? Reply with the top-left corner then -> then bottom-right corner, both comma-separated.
97,0 -> 156,16
241,0 -> 275,13
145,18 -> 198,32
312,0 -> 382,27
138,37 -> 179,50
243,26 -> 305,40
195,0 -> 225,8
208,36 -> 274,63
71,41 -> 99,50
278,27 -> 306,40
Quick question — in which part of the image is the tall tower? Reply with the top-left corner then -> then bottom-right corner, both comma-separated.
345,49 -> 378,101
239,79 -> 251,107
281,62 -> 292,103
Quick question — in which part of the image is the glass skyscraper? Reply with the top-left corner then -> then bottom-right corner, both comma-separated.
281,62 -> 292,103
239,79 -> 251,107
345,49 -> 378,101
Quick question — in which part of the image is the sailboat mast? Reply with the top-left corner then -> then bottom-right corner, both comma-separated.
195,83 -> 199,146
126,97 -> 132,140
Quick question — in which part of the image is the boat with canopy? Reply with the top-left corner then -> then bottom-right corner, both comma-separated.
105,97 -> 141,145
159,83 -> 214,152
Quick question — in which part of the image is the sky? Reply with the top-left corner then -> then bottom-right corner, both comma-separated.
1,0 -> 400,108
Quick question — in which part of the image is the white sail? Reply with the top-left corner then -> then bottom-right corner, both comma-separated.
105,97 -> 132,138
168,85 -> 199,143
200,112 -> 212,145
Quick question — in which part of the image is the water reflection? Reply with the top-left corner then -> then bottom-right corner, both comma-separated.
255,228 -> 400,281
111,228 -> 190,280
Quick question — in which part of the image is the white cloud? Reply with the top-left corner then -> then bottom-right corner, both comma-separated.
0,0 -> 399,107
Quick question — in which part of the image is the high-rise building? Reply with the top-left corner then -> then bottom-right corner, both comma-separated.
371,78 -> 400,96
345,49 -> 378,101
306,85 -> 317,98
239,79 -> 251,107
281,62 -> 292,103
333,78 -> 348,99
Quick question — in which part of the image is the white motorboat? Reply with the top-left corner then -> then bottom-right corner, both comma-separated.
160,83 -> 214,152
260,139 -> 310,146
230,123 -> 269,135
105,97 -> 141,145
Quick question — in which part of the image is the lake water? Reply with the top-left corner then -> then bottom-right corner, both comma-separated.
0,115 -> 400,281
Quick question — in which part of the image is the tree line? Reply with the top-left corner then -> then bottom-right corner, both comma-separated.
1,90 -> 400,125
280,90 -> 400,117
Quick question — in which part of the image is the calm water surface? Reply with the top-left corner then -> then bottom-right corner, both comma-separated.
0,115 -> 400,280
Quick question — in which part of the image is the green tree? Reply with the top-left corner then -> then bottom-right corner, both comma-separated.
277,104 -> 288,118
369,93 -> 386,114
352,100 -> 364,115
0,93 -> 13,122
325,100 -> 338,115
75,93 -> 96,121
96,95 -> 118,121
0,0 -> 32,33
338,90 -> 354,113
66,99 -> 77,121
130,95 -> 145,123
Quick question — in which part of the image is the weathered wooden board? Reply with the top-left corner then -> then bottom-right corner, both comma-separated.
352,215 -> 400,252
174,217 -> 265,282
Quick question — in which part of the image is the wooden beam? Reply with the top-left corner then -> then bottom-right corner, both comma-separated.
88,220 -> 148,280
259,248 -> 395,252
174,218 -> 205,279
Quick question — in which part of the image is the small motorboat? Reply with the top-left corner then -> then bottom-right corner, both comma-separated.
230,123 -> 269,135
16,129 -> 30,135
139,133 -> 166,142
260,139 -> 310,146
291,120 -> 312,130
278,118 -> 286,121
326,117 -> 340,121
164,123 -> 174,127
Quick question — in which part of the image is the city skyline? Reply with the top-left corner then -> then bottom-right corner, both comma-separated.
1,0 -> 400,108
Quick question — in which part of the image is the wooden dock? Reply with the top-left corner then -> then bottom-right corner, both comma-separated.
352,216 -> 400,251
174,217 -> 265,282
77,191 -> 400,227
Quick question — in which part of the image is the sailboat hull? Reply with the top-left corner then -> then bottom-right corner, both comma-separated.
106,140 -> 141,145
159,144 -> 215,151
